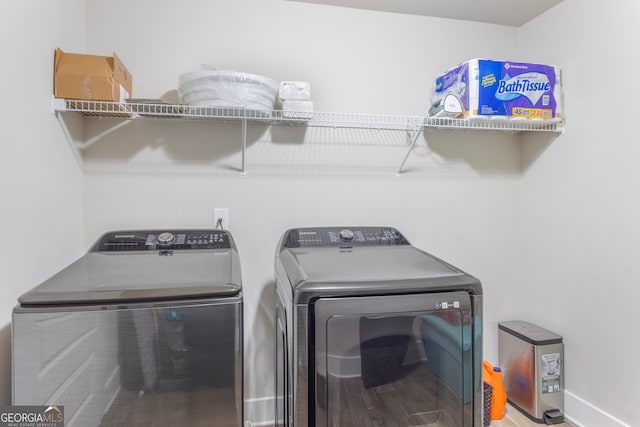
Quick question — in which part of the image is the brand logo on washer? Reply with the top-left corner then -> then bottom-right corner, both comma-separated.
114,234 -> 135,239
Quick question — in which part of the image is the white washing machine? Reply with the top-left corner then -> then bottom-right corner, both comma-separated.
274,226 -> 483,427
13,229 -> 243,427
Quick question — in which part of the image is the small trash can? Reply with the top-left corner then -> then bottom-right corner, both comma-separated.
499,321 -> 564,424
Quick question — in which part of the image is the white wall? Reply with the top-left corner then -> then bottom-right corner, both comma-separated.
0,0 -> 85,405
82,0 -> 524,424
7,1 -> 632,426
519,1 -> 639,426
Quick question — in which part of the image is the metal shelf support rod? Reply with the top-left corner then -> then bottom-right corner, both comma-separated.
78,119 -> 132,150
54,111 -> 83,168
241,117 -> 247,177
396,127 -> 424,176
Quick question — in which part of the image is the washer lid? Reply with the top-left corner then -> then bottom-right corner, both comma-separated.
18,229 -> 242,306
288,245 -> 458,283
277,227 -> 481,302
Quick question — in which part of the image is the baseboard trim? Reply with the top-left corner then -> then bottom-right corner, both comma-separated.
565,390 -> 631,427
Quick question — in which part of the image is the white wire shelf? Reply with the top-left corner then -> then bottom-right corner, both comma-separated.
424,116 -> 563,132
52,98 -> 564,175
52,98 -> 564,133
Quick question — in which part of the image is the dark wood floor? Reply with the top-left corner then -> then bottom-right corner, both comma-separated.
266,404 -> 579,427
99,387 -> 240,427
328,363 -> 466,427
98,371 -> 579,427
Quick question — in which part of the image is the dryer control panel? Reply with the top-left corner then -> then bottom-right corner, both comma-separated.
92,229 -> 231,251
283,227 -> 409,248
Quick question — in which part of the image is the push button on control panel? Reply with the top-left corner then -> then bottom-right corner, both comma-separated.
157,232 -> 175,245
339,229 -> 355,241
182,232 -> 229,249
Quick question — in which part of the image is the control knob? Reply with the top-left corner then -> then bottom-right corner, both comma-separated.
339,229 -> 355,241
157,232 -> 175,245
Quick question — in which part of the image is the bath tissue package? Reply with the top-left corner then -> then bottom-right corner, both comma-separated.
431,59 -> 563,120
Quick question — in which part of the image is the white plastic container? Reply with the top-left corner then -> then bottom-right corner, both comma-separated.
178,65 -> 278,111
278,81 -> 311,101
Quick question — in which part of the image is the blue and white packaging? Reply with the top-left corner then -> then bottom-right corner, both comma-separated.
431,59 -> 563,120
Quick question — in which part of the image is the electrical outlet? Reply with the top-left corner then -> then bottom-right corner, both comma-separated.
213,208 -> 229,230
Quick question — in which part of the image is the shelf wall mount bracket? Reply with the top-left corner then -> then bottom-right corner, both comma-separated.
396,126 -> 425,177
51,97 -> 137,167
241,116 -> 247,177
52,96 -> 83,168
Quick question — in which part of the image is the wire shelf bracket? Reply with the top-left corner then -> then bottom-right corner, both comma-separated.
51,98 -> 565,176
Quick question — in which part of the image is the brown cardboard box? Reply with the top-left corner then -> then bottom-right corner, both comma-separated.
54,48 -> 132,102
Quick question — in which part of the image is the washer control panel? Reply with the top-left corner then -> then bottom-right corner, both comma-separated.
92,229 -> 231,252
284,227 -> 409,248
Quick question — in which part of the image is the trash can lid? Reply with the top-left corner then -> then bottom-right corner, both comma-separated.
498,320 -> 562,345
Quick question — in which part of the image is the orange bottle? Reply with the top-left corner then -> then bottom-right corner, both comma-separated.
483,360 -> 507,420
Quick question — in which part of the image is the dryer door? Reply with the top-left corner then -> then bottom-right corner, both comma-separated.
314,291 -> 479,427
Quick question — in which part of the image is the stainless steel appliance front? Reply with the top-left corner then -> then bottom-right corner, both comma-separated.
12,229 -> 243,427
274,227 -> 483,427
